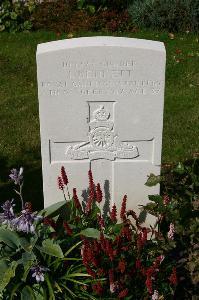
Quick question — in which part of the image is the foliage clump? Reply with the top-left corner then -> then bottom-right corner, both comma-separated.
0,0 -> 36,32
0,157 -> 198,299
128,0 -> 199,32
32,0 -> 134,33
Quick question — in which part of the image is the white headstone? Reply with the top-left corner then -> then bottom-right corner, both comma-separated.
37,37 -> 166,222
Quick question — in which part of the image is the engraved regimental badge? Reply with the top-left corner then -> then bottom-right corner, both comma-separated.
65,105 -> 139,161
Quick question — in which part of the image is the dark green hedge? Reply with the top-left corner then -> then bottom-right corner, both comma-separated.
128,0 -> 199,32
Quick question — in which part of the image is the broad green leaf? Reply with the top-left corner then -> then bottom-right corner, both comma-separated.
80,228 -> 100,239
38,239 -> 64,258
148,195 -> 162,203
145,173 -> 162,187
10,282 -> 22,300
21,286 -> 35,300
21,252 -> 36,264
40,200 -> 66,218
0,260 -> 18,292
19,237 -> 37,252
21,252 -> 36,281
33,285 -> 47,300
0,228 -> 20,249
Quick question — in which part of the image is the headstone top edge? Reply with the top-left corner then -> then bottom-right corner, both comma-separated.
36,36 -> 165,55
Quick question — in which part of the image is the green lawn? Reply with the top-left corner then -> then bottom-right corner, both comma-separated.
0,30 -> 198,208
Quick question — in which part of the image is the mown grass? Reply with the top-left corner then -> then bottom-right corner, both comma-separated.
0,30 -> 198,208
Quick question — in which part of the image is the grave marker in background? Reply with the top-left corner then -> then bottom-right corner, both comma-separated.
37,37 -> 166,223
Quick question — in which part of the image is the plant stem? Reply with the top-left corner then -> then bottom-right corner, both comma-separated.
66,185 -> 71,200
19,182 -> 24,209
62,189 -> 67,202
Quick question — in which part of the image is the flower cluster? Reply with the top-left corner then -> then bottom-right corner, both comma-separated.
58,168 -> 104,216
31,265 -> 49,283
0,200 -> 42,234
13,202 -> 42,234
77,181 -> 170,299
0,199 -> 15,225
169,267 -> 178,285
57,166 -> 70,200
9,167 -> 23,185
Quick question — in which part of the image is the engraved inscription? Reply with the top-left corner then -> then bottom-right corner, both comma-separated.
65,105 -> 139,161
62,60 -> 135,69
40,59 -> 163,97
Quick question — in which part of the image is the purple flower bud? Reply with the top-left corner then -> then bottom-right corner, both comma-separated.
12,206 -> 42,234
9,168 -> 23,185
0,200 -> 15,225
31,265 -> 49,283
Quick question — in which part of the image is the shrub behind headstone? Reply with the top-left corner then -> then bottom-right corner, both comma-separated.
0,0 -> 35,32
128,0 -> 199,32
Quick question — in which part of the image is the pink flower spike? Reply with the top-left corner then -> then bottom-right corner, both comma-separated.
57,176 -> 64,190
61,166 -> 69,185
72,188 -> 81,210
168,223 -> 175,240
163,195 -> 170,206
110,203 -> 117,222
120,195 -> 127,220
96,183 -> 103,203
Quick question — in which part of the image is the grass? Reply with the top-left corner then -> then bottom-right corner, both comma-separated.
0,30 -> 198,208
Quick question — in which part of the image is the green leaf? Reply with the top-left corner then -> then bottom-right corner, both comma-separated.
67,273 -> 91,277
64,241 -> 82,257
89,204 -> 100,220
37,239 -> 64,258
87,5 -> 95,14
19,237 -> 37,252
80,228 -> 100,239
0,260 -> 18,292
32,285 -> 47,300
21,286 -> 35,300
0,25 -> 5,31
40,201 -> 66,218
77,0 -> 85,9
10,282 -> 22,300
111,223 -> 123,235
21,252 -> 36,264
173,162 -> 185,174
145,173 -> 162,186
45,275 -> 55,300
20,252 -> 36,281
148,195 -> 162,203
10,12 -> 17,20
0,228 -> 20,249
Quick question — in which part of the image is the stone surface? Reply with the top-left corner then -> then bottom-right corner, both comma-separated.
37,36 -> 166,223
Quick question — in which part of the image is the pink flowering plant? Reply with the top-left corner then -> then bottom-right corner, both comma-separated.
143,156 -> 199,299
40,167 -> 179,299
0,156 -> 198,299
